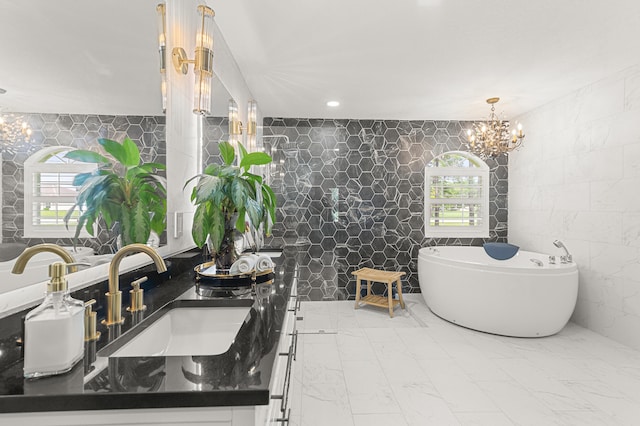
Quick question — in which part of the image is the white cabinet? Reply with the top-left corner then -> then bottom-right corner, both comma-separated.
0,406 -> 253,426
257,285 -> 300,425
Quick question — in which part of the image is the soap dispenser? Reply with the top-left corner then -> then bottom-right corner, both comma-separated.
23,262 -> 86,378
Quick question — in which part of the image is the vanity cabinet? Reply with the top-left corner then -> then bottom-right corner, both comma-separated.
257,289 -> 300,425
0,250 -> 299,426
0,407 -> 254,426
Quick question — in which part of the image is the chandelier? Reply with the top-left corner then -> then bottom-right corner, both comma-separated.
0,113 -> 32,154
465,97 -> 524,159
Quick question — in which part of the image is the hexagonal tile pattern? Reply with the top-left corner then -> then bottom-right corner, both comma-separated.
2,113 -> 166,254
260,117 -> 508,301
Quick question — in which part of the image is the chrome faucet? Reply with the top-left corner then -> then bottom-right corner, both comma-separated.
12,243 -> 77,274
553,240 -> 572,263
104,244 -> 167,326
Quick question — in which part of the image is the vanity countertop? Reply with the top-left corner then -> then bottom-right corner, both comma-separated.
0,248 -> 294,413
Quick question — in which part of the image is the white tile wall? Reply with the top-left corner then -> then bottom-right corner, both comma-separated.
510,63 -> 640,350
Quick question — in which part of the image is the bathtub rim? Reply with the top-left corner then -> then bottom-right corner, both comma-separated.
418,246 -> 577,275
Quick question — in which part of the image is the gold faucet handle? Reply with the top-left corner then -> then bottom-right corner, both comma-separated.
84,299 -> 101,342
128,277 -> 148,313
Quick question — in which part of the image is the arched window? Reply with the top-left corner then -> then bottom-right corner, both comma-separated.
425,151 -> 489,238
24,146 -> 96,238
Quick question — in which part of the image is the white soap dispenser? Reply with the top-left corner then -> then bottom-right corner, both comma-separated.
23,262 -> 85,378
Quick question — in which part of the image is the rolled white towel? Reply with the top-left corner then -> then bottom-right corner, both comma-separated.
255,254 -> 274,272
229,255 -> 258,275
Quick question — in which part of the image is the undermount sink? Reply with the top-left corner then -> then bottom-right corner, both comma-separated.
99,299 -> 253,358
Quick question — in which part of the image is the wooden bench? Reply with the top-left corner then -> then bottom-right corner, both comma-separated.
352,267 -> 406,317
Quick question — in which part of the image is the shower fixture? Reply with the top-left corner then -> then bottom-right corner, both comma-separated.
553,240 -> 572,264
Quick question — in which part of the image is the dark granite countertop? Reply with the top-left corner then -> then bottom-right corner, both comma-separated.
0,248 -> 294,413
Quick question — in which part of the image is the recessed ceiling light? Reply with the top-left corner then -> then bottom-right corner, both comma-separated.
326,101 -> 340,107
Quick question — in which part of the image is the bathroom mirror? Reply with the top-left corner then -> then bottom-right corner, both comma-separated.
0,0 -> 240,294
0,0 -> 166,292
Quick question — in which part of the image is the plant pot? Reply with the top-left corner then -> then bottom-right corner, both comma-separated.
206,224 -> 245,270
115,231 -> 160,251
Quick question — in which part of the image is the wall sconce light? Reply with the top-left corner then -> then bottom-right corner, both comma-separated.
171,5 -> 215,115
228,99 -> 242,138
246,100 -> 257,150
228,99 -> 258,150
156,3 -> 167,112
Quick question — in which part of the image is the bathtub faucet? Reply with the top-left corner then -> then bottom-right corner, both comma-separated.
529,258 -> 543,267
553,240 -> 572,264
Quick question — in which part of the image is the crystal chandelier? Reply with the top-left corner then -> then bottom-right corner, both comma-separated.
465,97 -> 524,159
0,113 -> 32,154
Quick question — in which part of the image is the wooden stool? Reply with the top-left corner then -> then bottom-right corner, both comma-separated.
352,267 -> 406,317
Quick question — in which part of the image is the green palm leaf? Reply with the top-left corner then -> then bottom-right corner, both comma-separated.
121,137 -> 141,167
192,203 -> 211,248
98,138 -> 127,165
65,137 -> 166,246
188,141 -> 276,257
65,150 -> 110,164
219,141 -> 235,165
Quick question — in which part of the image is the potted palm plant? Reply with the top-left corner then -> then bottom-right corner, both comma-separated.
63,137 -> 167,247
187,141 -> 276,270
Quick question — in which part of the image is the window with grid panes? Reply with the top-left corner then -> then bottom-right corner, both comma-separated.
424,151 -> 489,238
24,146 -> 97,238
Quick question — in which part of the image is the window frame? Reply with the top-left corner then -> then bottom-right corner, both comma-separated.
424,150 -> 490,238
23,146 -> 97,239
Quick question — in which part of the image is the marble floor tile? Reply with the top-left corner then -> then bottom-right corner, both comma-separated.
563,380 -> 640,425
552,409 -> 619,425
352,413 -> 409,426
455,411 -> 515,426
335,328 -> 378,361
301,336 -> 343,385
570,358 -> 640,404
496,358 -> 594,411
376,351 -> 430,385
395,327 -> 450,360
299,381 -> 354,426
419,359 -> 499,413
291,297 -> 640,426
342,359 -> 401,414
476,380 -> 566,426
390,382 -> 461,426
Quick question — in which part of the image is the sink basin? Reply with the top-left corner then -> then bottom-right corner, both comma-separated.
99,299 -> 253,357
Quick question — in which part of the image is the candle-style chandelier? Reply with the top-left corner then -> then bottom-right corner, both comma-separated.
465,97 -> 524,159
0,113 -> 32,154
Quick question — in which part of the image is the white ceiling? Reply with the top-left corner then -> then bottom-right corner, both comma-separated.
0,0 -> 162,116
2,0 -> 639,120
210,0 -> 640,119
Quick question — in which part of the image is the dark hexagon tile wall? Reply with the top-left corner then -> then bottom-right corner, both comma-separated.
260,118 -> 508,301
201,116 -> 228,167
1,113 -> 166,254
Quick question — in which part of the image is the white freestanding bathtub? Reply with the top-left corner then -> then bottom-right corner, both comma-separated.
417,246 -> 579,337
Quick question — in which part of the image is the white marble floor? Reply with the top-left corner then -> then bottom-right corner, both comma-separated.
288,295 -> 640,426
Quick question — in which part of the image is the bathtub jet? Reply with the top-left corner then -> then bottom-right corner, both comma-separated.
418,246 -> 579,337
